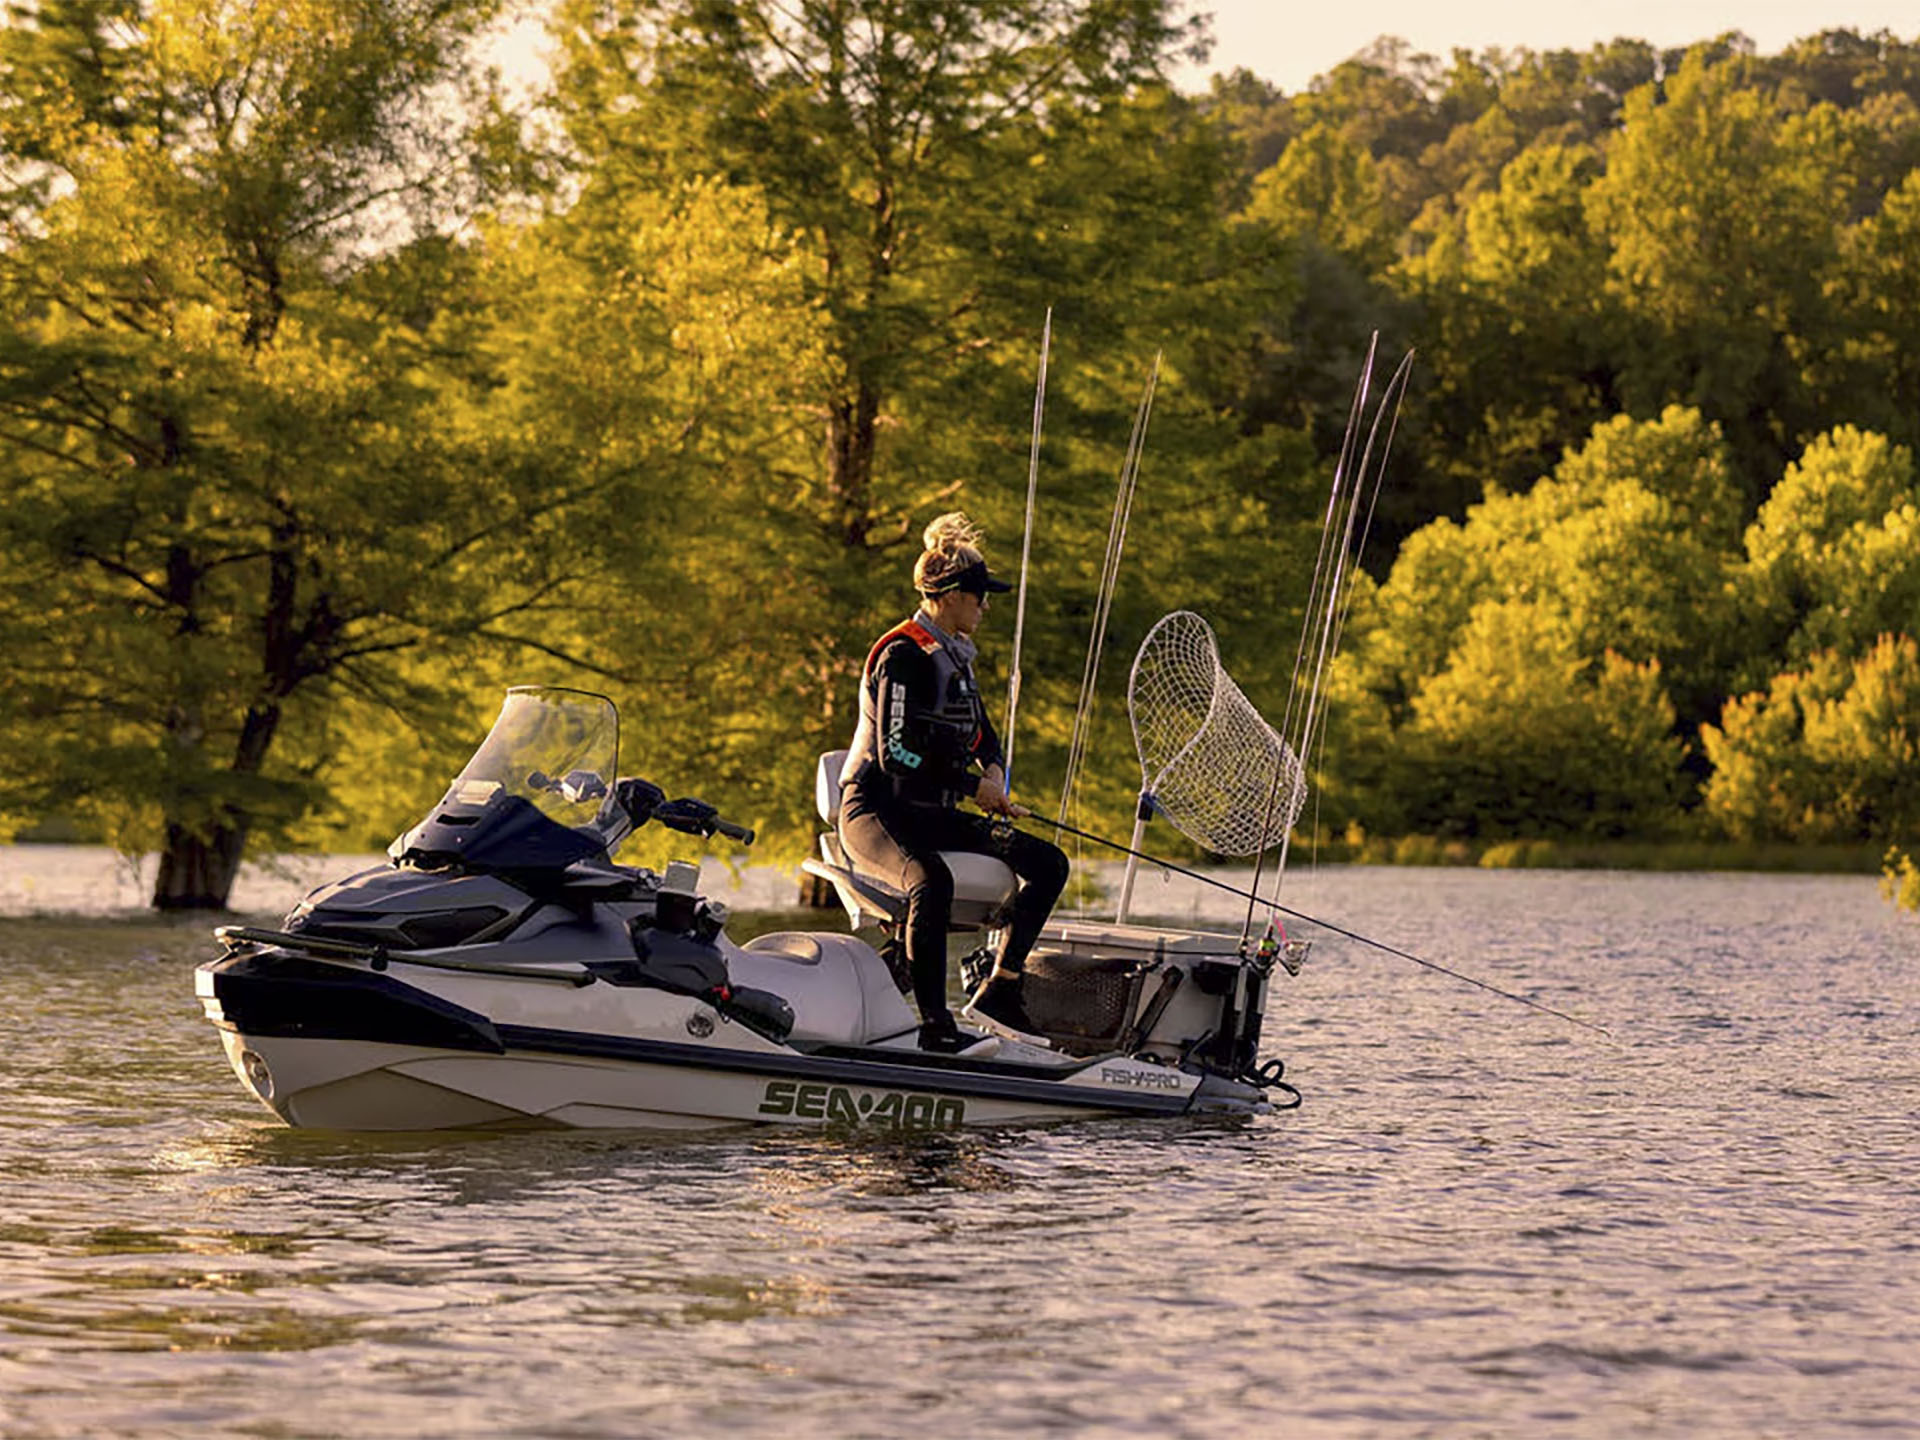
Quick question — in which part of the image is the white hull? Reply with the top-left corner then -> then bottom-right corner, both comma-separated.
212,1027 -> 1224,1132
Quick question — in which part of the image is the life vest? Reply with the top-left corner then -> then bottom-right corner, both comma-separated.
844,616 -> 986,805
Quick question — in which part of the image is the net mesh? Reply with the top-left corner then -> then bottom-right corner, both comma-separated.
1127,611 -> 1305,856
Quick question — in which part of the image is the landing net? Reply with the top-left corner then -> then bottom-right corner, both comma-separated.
1126,611 -> 1304,856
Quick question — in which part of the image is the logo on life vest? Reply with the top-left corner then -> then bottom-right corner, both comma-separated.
758,1079 -> 966,1130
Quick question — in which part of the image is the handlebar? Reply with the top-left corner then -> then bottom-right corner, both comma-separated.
614,776 -> 665,823
649,794 -> 754,847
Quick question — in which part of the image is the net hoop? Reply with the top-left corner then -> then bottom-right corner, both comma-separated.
1126,611 -> 1304,857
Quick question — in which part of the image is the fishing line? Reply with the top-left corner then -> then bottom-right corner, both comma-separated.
1026,815 -> 1613,1039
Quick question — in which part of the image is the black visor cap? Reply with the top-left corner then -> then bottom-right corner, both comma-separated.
952,560 -> 1012,597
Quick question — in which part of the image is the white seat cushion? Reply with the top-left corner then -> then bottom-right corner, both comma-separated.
731,932 -> 916,1043
940,851 -> 1019,909
810,749 -> 1017,925
848,850 -> 1016,925
816,749 -> 849,823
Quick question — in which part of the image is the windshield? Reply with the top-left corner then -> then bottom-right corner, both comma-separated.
448,687 -> 620,830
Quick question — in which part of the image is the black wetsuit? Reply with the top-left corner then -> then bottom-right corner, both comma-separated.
837,615 -> 1068,1027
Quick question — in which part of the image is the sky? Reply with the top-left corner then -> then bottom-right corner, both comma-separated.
491,3 -> 1919,100
1173,0 -> 1920,93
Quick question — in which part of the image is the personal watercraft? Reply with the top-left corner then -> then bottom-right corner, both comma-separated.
195,687 -> 1300,1131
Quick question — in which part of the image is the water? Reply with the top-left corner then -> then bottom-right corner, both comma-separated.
2,850 -> 1916,1437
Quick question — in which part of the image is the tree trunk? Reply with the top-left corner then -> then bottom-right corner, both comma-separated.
150,702 -> 284,911
152,819 -> 249,910
827,380 -> 882,547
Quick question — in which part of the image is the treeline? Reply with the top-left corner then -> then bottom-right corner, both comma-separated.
1216,32 -> 1920,868
0,3 -> 1914,908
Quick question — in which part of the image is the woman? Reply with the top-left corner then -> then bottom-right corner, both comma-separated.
838,513 -> 1070,1051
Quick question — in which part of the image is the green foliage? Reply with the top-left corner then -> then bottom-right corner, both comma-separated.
1343,406 -> 1742,748
1400,602 -> 1684,837
1838,170 -> 1920,439
1883,847 -> 1920,912
0,0 -> 528,904
1735,427 -> 1920,681
288,171 -> 837,854
1336,404 -> 1920,843
527,0 -> 1320,855
1146,25 -> 1920,856
5,9 -> 1920,899
1700,635 -> 1920,843
1399,141 -> 1620,505
549,0 -> 1215,546
1587,52 -> 1868,498
1218,31 -> 1920,538
1244,123 -> 1396,272
1553,406 -> 1744,542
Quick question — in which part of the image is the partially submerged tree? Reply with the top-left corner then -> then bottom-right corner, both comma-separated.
0,0 -> 526,906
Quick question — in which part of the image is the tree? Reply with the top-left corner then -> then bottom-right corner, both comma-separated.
1746,28 -> 1920,121
1884,847 -> 1920,911
1243,122 -> 1396,273
538,0 -> 1316,847
549,0 -> 1208,556
0,0 -> 534,907
1700,635 -> 1920,842
1401,601 -> 1684,838
1835,170 -> 1920,448
269,174 -> 835,860
1586,48 -> 1863,503
1325,407 -> 1752,833
470,172 -> 842,835
1342,408 -> 1741,715
1284,38 -> 1452,229
1231,122 -> 1415,530
1197,66 -> 1295,181
1400,143 -> 1619,504
1734,426 -> 1920,685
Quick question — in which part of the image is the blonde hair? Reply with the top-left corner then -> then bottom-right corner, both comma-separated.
913,511 -> 987,594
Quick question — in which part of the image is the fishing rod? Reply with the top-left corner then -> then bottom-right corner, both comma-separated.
1061,351 -> 1159,840
1025,814 -> 1612,1038
1003,306 -> 1051,798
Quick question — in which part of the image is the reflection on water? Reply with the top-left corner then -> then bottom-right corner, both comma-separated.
1,866 -> 1918,1436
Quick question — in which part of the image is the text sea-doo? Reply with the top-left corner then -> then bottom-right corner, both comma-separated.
196,687 -> 1298,1131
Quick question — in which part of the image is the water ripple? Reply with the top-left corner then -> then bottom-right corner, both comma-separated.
2,872 -> 1918,1437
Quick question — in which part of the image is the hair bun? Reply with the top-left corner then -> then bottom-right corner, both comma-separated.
923,511 -> 983,555
914,512 -> 987,594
